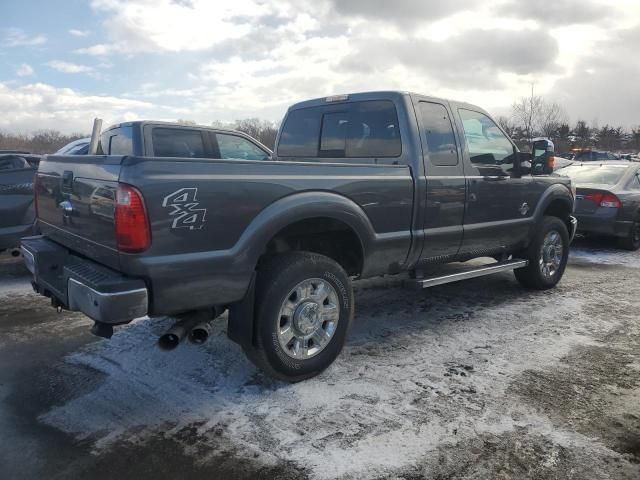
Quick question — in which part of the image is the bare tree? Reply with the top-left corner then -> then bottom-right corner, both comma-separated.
497,116 -> 516,138
511,85 -> 544,142
537,102 -> 567,140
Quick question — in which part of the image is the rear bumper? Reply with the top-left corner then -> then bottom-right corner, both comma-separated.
21,236 -> 148,324
574,213 -> 631,238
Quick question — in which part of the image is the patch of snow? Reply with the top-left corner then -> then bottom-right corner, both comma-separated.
570,245 -> 640,268
39,272 -> 618,479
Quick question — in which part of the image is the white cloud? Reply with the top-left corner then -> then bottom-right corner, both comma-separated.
0,82 -> 163,133
69,29 -> 91,37
46,61 -> 94,74
16,64 -> 34,77
74,44 -> 115,56
3,28 -> 46,47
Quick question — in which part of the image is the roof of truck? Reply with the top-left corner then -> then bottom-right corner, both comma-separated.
286,90 -> 483,113
102,120 -> 245,133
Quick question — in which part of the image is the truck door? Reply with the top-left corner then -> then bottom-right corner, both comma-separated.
415,101 -> 465,262
454,108 -> 532,255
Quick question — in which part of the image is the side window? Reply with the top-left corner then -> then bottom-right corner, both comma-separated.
628,173 -> 640,190
152,128 -> 206,158
419,102 -> 458,166
459,109 -> 514,174
216,134 -> 269,161
100,126 -> 133,155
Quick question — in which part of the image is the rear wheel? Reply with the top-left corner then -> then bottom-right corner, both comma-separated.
243,251 -> 354,382
515,216 -> 569,290
618,215 -> 640,251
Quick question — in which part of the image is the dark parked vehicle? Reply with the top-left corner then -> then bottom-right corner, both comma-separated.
22,92 -> 576,381
55,137 -> 91,155
0,152 -> 39,252
574,149 -> 620,162
559,162 -> 640,250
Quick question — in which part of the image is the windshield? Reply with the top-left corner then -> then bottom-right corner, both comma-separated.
560,164 -> 628,185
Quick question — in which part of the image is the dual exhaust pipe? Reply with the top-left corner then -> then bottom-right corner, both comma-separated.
157,307 -> 223,351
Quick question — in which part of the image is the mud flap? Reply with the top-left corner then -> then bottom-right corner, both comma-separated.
226,272 -> 256,350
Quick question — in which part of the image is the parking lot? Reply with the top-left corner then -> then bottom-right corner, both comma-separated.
1,238 -> 639,479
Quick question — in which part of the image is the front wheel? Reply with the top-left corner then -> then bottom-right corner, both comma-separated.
515,216 -> 570,290
244,251 -> 354,382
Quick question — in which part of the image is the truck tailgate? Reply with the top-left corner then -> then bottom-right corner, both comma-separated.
35,155 -> 123,269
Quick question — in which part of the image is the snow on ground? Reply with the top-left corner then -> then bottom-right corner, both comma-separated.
39,267 -> 627,480
570,238 -> 640,268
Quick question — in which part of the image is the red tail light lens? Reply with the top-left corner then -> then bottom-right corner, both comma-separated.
584,191 -> 620,208
599,193 -> 621,208
115,184 -> 151,253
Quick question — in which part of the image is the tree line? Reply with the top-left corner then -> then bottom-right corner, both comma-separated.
2,109 -> 638,155
498,88 -> 640,153
0,118 -> 280,155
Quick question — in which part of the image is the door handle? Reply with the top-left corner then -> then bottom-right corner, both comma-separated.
483,176 -> 508,182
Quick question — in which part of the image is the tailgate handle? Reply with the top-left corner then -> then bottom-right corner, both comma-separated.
62,170 -> 73,189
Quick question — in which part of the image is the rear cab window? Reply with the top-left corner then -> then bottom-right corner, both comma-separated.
278,100 -> 402,161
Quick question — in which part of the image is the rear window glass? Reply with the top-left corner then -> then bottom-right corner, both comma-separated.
152,128 -> 206,158
100,126 -> 133,155
278,100 -> 401,158
560,165 -> 628,185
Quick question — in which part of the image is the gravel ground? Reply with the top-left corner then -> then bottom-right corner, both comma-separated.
0,237 -> 639,479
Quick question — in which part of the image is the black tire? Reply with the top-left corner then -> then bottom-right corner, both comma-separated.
618,214 -> 640,251
244,251 -> 354,382
514,216 -> 570,290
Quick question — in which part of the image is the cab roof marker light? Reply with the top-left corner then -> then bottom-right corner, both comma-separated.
326,94 -> 349,103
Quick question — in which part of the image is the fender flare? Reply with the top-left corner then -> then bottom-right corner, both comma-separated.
230,191 -> 376,270
532,183 -> 574,223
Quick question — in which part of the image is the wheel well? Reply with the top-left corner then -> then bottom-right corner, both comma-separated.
261,218 -> 364,276
543,199 -> 572,229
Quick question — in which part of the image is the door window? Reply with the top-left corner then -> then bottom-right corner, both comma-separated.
215,134 -> 270,160
100,126 -> 133,155
459,109 -> 514,175
152,128 -> 206,158
419,102 -> 458,166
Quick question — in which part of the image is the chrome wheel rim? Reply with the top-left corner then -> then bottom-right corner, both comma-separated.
276,278 -> 340,360
539,230 -> 563,279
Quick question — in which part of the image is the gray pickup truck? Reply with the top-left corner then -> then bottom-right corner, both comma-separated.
22,92 -> 576,381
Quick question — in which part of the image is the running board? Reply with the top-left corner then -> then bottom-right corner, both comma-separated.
406,259 -> 529,290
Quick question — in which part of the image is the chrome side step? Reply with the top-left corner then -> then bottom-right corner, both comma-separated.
406,259 -> 529,290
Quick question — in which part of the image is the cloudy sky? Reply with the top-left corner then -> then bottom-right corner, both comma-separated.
1,0 -> 639,133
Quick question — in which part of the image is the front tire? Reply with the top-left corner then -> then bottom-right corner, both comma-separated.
515,216 -> 570,290
244,252 -> 354,382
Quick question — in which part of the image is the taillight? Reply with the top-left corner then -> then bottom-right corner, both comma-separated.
584,191 -> 620,208
115,184 -> 150,253
547,155 -> 556,171
599,193 -> 621,208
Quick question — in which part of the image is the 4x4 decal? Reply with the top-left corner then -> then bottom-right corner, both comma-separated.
162,188 -> 207,230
